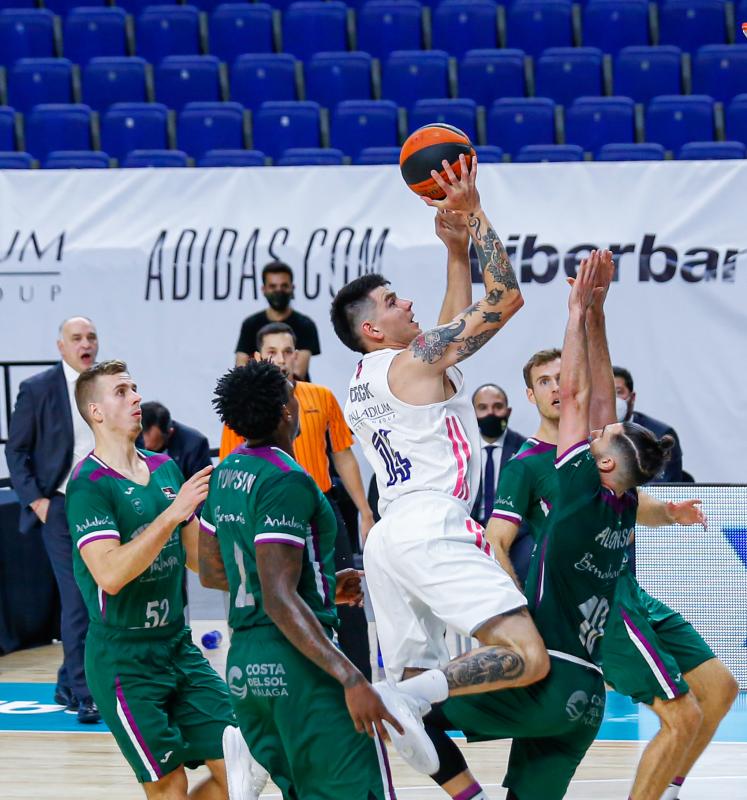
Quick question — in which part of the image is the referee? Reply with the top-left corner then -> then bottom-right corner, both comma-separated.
220,322 -> 374,678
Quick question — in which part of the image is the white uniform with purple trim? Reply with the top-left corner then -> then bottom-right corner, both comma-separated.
345,348 -> 526,680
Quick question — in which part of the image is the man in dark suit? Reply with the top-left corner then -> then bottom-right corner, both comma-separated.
5,316 -> 101,723
613,366 -> 684,482
139,401 -> 212,480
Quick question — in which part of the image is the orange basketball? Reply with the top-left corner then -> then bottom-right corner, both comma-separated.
400,123 -> 475,199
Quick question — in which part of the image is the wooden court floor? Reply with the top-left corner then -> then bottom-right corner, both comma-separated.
2,642 -> 746,800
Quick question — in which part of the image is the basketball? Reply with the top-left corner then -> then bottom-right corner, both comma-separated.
399,123 -> 476,200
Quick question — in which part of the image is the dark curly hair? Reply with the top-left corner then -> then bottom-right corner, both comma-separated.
611,422 -> 674,486
213,361 -> 290,441
330,273 -> 389,353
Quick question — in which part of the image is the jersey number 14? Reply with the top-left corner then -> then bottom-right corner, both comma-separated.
372,429 -> 412,487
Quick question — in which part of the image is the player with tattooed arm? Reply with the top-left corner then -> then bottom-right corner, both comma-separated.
331,156 -> 549,783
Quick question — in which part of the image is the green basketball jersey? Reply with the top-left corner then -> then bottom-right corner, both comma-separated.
529,441 -> 638,666
491,438 -> 558,538
65,450 -> 188,634
200,445 -> 339,633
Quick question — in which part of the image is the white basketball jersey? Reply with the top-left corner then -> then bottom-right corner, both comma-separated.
344,348 -> 480,517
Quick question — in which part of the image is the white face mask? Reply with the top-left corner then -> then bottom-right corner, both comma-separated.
616,396 -> 629,423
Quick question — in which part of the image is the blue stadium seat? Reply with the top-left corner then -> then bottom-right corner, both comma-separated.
63,8 -> 127,64
198,148 -> 267,166
256,0 -> 298,11
43,150 -> 110,168
0,0 -> 36,8
177,101 -> 244,159
487,97 -> 556,156
535,47 -> 604,106
582,0 -> 649,57
115,0 -> 179,16
122,149 -> 189,167
432,0 -> 499,59
8,58 -> 73,114
230,54 -> 297,110
614,46 -> 682,104
382,50 -> 450,110
209,3 -> 274,63
305,52 -> 372,108
82,57 -> 148,112
0,151 -> 33,168
252,100 -> 321,160
597,142 -> 665,160
357,0 -> 422,61
184,0 -> 232,12
564,96 -> 635,154
692,45 -> 747,103
0,106 -> 17,150
645,94 -> 715,151
408,98 -> 478,141
658,0 -> 726,53
331,99 -> 399,160
0,10 -> 55,67
354,145 -> 400,164
725,94 -> 747,145
101,102 -> 169,161
277,146 -> 345,164
459,49 -> 526,109
474,144 -> 503,161
282,1 -> 348,62
25,104 -> 92,160
507,0 -> 573,59
516,143 -> 584,161
45,0 -> 107,13
678,140 -> 746,158
136,5 -> 200,64
155,55 -> 222,111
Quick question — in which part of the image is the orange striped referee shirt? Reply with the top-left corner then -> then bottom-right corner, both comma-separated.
218,381 -> 353,494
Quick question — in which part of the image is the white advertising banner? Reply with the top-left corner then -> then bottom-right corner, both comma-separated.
0,161 -> 745,480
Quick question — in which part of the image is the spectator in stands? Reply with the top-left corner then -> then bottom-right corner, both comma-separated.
5,316 -> 101,723
613,366 -> 684,482
235,261 -> 320,380
221,322 -> 373,678
139,401 -> 212,481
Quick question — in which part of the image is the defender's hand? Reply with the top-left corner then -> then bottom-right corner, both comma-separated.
335,568 -> 365,607
345,679 -> 404,740
666,499 -> 707,530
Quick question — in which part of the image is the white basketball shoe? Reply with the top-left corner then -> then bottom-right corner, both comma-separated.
222,725 -> 270,800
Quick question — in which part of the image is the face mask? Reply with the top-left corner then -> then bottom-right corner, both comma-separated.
616,396 -> 629,422
266,290 -> 292,312
477,414 -> 508,439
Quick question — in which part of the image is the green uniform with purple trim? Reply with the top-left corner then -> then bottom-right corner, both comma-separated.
438,441 -> 637,800
65,449 -> 234,783
494,439 -> 712,707
200,444 -> 394,800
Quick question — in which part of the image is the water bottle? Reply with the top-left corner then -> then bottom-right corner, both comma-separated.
201,630 -> 223,650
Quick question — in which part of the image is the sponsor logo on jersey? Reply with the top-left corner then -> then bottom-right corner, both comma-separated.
574,552 -> 626,581
349,383 -> 374,403
131,497 -> 144,515
594,526 -> 634,551
217,468 -> 257,494
160,751 -> 173,764
495,495 -> 515,509
347,402 -> 395,426
227,666 -> 247,700
124,487 -> 134,496
565,690 -> 589,722
75,515 -> 115,534
161,486 -> 177,500
264,514 -> 305,531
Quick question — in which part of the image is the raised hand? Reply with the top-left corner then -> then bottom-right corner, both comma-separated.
435,208 -> 470,252
666,499 -> 707,530
422,154 -> 480,217
569,249 -> 604,312
170,464 -> 213,521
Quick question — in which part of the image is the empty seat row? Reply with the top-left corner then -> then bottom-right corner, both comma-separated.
1,0 -> 745,68
4,44 -> 747,118
2,94 -> 747,162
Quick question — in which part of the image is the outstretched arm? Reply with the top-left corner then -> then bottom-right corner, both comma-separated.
435,210 -> 473,325
585,250 -> 617,430
636,491 -> 707,529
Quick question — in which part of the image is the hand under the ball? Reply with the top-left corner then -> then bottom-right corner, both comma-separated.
434,208 -> 470,252
423,154 -> 481,217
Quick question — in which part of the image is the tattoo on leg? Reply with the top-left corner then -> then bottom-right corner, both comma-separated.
444,648 -> 525,690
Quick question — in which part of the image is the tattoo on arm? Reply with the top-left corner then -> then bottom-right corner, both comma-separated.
409,318 -> 467,364
463,302 -> 481,317
456,330 -> 494,361
198,533 -> 229,591
444,647 -> 525,690
485,288 -> 504,306
469,215 -> 519,293
482,311 -> 502,323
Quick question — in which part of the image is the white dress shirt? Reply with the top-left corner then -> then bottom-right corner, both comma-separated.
58,360 -> 95,494
479,430 -> 506,520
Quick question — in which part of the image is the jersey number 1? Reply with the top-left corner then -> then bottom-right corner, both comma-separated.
372,429 -> 412,487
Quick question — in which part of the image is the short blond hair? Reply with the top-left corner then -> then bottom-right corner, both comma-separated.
75,359 -> 128,423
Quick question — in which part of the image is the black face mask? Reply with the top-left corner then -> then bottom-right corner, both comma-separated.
477,414 -> 508,439
266,290 -> 292,312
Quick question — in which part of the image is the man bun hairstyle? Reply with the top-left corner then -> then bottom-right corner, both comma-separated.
330,273 -> 390,353
522,348 -> 562,389
612,422 -> 674,486
213,361 -> 290,441
75,359 -> 128,424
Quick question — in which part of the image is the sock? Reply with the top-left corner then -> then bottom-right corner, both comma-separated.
662,776 -> 685,800
397,669 -> 449,705
426,724 -> 468,784
453,783 -> 488,800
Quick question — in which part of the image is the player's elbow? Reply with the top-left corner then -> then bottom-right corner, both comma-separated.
99,576 -> 125,596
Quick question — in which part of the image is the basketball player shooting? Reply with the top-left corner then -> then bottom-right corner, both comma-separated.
331,155 -> 550,775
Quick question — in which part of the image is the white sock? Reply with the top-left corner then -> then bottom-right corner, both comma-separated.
396,669 -> 449,704
662,778 -> 685,800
